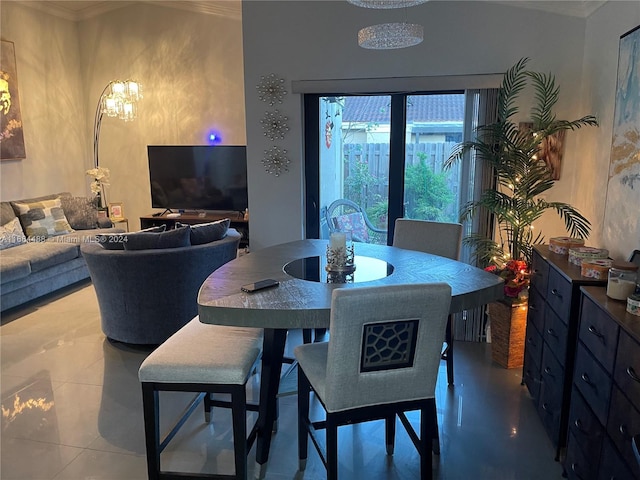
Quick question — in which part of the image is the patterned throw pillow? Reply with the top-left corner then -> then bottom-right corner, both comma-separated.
333,212 -> 369,242
178,219 -> 230,245
11,198 -> 74,239
60,196 -> 99,230
0,217 -> 27,250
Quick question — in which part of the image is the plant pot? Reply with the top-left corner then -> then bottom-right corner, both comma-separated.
487,300 -> 528,369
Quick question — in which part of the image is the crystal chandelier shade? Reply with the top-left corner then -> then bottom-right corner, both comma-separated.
358,22 -> 423,49
348,0 -> 428,8
100,80 -> 142,122
93,79 -> 143,168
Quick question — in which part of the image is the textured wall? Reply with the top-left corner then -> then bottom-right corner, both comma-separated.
582,3 -> 640,260
241,0 -> 596,251
1,3 -> 86,200
1,2 -> 245,231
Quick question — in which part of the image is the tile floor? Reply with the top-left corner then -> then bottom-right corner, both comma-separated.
1,281 -> 565,479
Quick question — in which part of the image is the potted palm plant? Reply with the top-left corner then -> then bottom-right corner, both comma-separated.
445,58 -> 598,367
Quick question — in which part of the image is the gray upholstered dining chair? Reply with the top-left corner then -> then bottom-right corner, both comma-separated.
295,283 -> 451,480
392,218 -> 463,386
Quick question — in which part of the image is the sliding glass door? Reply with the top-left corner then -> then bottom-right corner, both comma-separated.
305,92 -> 464,245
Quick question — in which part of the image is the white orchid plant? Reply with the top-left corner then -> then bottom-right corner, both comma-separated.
86,167 -> 110,195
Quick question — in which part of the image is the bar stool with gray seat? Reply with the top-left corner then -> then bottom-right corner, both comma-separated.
392,218 -> 463,386
138,316 -> 263,480
295,283 -> 451,479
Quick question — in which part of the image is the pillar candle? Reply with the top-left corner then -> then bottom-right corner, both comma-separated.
330,232 -> 346,251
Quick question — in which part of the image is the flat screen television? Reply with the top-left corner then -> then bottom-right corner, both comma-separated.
147,145 -> 248,213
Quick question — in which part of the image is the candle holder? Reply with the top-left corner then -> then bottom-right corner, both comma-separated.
326,270 -> 355,284
326,244 -> 355,274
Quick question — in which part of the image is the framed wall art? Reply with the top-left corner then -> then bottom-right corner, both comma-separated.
109,202 -> 124,220
603,24 -> 640,259
0,40 -> 26,160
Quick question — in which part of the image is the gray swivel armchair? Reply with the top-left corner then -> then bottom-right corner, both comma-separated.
81,229 -> 241,345
295,283 -> 451,479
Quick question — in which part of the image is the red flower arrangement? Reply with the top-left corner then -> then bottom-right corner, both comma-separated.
485,259 -> 530,301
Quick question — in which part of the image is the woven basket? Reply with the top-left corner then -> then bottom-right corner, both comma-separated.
488,301 -> 528,369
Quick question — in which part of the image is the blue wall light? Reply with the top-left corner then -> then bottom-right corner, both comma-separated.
207,130 -> 223,144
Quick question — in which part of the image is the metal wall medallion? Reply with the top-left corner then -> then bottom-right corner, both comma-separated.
256,73 -> 287,105
262,146 -> 290,176
261,110 -> 289,140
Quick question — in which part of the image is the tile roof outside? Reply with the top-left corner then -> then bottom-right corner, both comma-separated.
341,94 -> 465,123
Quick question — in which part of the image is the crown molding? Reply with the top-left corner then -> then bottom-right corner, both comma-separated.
491,0 -> 608,18
6,1 -> 241,22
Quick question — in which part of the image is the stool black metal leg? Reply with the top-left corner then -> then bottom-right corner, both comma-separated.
297,369 -> 311,471
256,328 -> 288,469
445,315 -> 454,386
421,405 -> 433,480
141,383 -> 160,480
385,413 -> 396,455
231,385 -> 248,480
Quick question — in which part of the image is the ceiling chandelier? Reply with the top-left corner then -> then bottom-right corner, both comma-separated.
348,0 -> 428,8
358,22 -> 423,49
349,0 -> 426,49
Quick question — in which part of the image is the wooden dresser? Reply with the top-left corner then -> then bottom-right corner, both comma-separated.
564,286 -> 640,479
522,245 -> 607,460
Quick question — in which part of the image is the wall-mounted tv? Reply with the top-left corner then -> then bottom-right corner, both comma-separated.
148,145 -> 248,213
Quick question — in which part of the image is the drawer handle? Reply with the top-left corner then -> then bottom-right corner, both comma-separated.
581,373 -> 596,388
574,419 -> 586,432
588,325 -> 605,342
542,402 -> 550,413
551,288 -> 563,299
619,424 -> 630,437
546,328 -> 558,338
570,463 -> 586,480
529,304 -> 537,311
626,366 -> 640,383
527,337 -> 537,346
544,366 -> 555,377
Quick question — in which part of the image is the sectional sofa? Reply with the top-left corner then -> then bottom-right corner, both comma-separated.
0,192 -> 123,312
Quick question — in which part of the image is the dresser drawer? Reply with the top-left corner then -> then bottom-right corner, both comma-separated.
567,387 -> 605,464
527,286 -> 546,334
578,295 -> 619,374
544,306 -> 569,366
565,431 -> 598,480
574,343 -> 612,425
539,345 -> 564,443
524,348 -> 542,403
614,330 -> 640,409
525,319 -> 543,371
530,249 -> 549,298
598,437 -> 636,480
541,343 -> 565,394
547,268 -> 572,321
606,385 -> 640,478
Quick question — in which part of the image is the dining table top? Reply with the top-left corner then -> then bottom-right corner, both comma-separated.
198,239 -> 505,330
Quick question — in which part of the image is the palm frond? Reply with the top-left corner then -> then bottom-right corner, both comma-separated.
543,202 -> 592,239
527,71 -> 559,127
498,57 -> 529,121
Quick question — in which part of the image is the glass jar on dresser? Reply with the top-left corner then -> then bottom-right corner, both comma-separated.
522,245 -> 607,461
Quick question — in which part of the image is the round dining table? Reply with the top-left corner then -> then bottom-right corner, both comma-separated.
198,239 -> 504,475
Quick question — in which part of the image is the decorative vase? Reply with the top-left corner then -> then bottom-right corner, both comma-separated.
487,300 -> 528,369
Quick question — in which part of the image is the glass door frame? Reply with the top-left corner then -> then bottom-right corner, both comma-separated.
304,90 -> 463,244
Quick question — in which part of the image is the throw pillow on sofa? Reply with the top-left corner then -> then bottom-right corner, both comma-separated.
96,225 -> 166,250
11,197 -> 74,239
0,217 -> 27,250
124,225 -> 191,250
60,195 -> 99,230
177,218 -> 230,245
